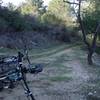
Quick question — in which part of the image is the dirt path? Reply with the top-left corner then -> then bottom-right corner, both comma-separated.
0,45 -> 100,100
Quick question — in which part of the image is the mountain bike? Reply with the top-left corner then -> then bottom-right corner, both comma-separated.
0,51 -> 43,100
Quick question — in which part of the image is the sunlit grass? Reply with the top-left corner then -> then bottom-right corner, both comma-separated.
48,75 -> 72,82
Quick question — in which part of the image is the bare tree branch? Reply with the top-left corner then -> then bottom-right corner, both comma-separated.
77,0 -> 90,48
72,5 -> 78,18
64,0 -> 90,47
63,0 -> 79,5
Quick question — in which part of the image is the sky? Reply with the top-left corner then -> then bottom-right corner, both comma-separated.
2,0 -> 51,6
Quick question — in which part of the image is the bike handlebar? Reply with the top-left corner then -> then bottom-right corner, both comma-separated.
17,52 -> 43,74
0,52 -> 43,81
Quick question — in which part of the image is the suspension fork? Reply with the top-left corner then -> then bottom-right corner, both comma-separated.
18,51 -> 35,100
18,61 -> 35,100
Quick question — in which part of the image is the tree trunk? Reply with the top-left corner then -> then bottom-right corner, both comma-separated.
87,50 -> 93,65
64,0 -> 100,65
78,0 -> 93,65
88,23 -> 100,65
78,1 -> 100,65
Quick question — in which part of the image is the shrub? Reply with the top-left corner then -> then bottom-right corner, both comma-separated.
41,12 -> 65,26
0,17 -> 9,32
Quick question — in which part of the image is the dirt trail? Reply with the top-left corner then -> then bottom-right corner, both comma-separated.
0,45 -> 99,100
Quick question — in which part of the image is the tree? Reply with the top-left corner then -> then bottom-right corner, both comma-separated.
64,0 -> 100,65
48,0 -> 73,27
7,2 -> 16,11
82,0 -> 100,39
25,0 -> 46,14
18,3 -> 38,16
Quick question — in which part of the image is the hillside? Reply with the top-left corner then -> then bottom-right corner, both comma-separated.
0,32 -> 58,49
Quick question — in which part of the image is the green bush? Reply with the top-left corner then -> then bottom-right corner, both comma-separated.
41,12 -> 65,26
95,46 -> 100,54
0,6 -> 34,32
0,17 -> 9,32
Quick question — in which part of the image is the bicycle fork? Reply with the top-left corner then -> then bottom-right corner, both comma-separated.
21,69 -> 35,100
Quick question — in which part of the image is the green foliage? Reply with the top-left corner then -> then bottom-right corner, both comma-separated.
41,12 -> 72,42
95,47 -> 100,54
0,17 -> 9,32
0,0 -> 79,42
82,0 -> 100,37
41,12 -> 65,26
0,6 -> 33,32
7,2 -> 16,11
40,0 -> 79,41
18,3 -> 38,15
25,0 -> 46,14
48,0 -> 73,27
